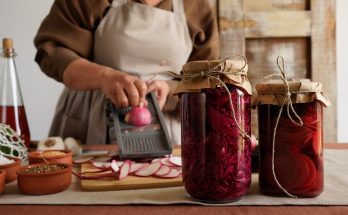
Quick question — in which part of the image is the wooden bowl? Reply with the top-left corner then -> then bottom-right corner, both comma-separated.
28,150 -> 72,165
17,163 -> 72,195
0,170 -> 5,193
0,156 -> 21,183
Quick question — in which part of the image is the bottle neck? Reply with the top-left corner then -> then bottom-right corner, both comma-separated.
1,48 -> 16,58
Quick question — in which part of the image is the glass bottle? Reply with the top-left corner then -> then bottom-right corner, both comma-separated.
255,81 -> 330,197
177,58 -> 252,203
0,38 -> 30,147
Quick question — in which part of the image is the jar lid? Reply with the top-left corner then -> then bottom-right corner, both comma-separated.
174,57 -> 252,95
253,80 -> 331,107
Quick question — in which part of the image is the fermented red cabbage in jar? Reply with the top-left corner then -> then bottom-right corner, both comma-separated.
181,85 -> 251,202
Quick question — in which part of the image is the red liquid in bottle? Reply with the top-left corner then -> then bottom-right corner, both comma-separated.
0,105 -> 31,147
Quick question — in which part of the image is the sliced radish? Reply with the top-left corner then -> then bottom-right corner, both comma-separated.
160,168 -> 180,178
111,160 -> 119,173
92,161 -> 111,169
118,160 -> 131,180
73,171 -> 117,179
73,156 -> 95,164
135,162 -> 161,177
169,156 -> 182,167
129,163 -> 146,174
164,154 -> 173,158
116,161 -> 124,167
160,158 -> 175,167
80,168 -> 108,174
151,158 -> 163,163
91,156 -> 112,162
154,165 -> 171,176
173,166 -> 182,174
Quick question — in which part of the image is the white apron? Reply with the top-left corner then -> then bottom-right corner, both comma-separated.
49,0 -> 192,145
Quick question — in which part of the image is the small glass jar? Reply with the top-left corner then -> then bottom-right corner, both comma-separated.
177,58 -> 252,203
254,81 -> 330,197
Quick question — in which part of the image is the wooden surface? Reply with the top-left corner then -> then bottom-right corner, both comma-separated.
80,149 -> 182,191
1,205 -> 347,215
209,0 -> 336,141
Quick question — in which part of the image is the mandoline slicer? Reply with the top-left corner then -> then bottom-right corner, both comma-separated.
108,92 -> 172,159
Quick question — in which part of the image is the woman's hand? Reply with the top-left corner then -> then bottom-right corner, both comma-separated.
100,69 -> 147,108
146,80 -> 170,109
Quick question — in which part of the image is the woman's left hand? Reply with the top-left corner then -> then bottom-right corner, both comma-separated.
146,80 -> 169,109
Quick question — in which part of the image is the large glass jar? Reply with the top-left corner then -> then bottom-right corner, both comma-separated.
176,58 -> 252,203
254,81 -> 330,198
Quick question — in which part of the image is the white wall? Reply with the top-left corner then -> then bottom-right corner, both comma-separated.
337,0 -> 348,143
0,0 -> 347,142
0,0 -> 61,141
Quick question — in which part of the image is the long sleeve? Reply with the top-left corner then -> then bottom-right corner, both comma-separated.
34,0 -> 110,82
184,0 -> 220,61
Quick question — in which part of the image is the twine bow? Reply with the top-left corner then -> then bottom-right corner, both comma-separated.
266,56 -> 304,198
169,55 -> 251,140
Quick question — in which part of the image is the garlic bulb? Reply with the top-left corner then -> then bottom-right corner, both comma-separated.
64,137 -> 82,156
37,137 -> 65,151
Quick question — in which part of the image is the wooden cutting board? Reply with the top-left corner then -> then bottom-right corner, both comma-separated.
80,149 -> 182,191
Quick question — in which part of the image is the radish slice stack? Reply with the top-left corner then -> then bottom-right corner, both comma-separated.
74,155 -> 183,180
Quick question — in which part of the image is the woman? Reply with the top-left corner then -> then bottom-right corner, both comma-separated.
34,0 -> 220,145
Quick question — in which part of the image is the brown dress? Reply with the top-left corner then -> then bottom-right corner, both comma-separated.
34,0 -> 220,144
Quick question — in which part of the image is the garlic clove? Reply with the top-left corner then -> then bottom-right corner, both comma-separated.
64,137 -> 82,156
37,137 -> 65,151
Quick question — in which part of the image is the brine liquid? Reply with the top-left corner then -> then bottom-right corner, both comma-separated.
0,105 -> 31,147
258,101 -> 323,197
181,85 -> 251,202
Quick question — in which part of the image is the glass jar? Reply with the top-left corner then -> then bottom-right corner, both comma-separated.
254,81 -> 330,197
177,58 -> 252,203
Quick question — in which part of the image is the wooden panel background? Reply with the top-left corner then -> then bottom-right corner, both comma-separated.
207,0 -> 336,142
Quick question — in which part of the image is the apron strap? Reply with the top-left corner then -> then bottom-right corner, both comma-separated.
173,0 -> 185,19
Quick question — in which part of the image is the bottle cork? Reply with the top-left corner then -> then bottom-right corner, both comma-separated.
3,38 -> 14,49
2,38 -> 15,57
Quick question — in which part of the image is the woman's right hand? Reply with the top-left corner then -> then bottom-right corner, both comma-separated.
100,69 -> 147,108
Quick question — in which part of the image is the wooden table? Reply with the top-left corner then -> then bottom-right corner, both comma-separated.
1,143 -> 347,215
